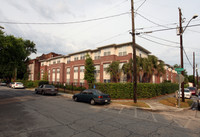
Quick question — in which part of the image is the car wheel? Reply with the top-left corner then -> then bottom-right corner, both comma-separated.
74,97 -> 78,102
90,99 -> 95,105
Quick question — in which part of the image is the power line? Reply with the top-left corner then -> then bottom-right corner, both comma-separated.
98,0 -> 128,15
135,0 -> 147,12
95,30 -> 129,45
144,34 -> 179,44
0,12 -> 130,25
136,12 -> 170,29
137,35 -> 180,48
137,23 -> 200,34
183,48 -> 193,68
135,22 -> 177,30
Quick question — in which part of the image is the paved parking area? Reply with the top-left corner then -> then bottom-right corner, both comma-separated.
0,86 -> 200,137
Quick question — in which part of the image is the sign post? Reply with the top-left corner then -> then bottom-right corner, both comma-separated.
175,68 -> 184,108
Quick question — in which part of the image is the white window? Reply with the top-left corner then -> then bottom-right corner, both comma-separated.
80,66 -> 85,72
74,56 -> 79,61
73,79 -> 78,85
57,60 -> 60,64
41,63 -> 44,66
52,69 -> 56,82
66,79 -> 70,84
67,58 -> 71,64
94,51 -> 101,60
104,48 -> 111,56
95,65 -> 100,73
74,67 -> 78,73
119,62 -> 125,69
57,69 -> 60,82
66,68 -> 70,84
80,53 -> 85,60
53,60 -> 56,64
118,46 -> 127,56
103,64 -> 109,71
67,68 -> 70,74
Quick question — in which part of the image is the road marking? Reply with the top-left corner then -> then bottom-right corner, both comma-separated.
184,119 -> 191,128
118,107 -> 124,114
173,119 -> 183,128
134,108 -> 137,118
104,107 -> 110,111
151,112 -> 158,122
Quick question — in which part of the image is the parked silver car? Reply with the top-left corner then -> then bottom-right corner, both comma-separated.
35,84 -> 58,95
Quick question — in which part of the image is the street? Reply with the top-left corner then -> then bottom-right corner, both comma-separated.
0,86 -> 200,137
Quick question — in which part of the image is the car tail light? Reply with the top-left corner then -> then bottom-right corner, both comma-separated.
98,96 -> 103,98
108,95 -> 110,98
16,84 -> 18,86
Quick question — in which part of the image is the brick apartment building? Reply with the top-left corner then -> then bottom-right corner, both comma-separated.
28,52 -> 61,81
28,42 -> 177,86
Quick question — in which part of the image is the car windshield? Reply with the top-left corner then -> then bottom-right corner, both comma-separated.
92,89 -> 103,94
16,82 -> 23,85
184,89 -> 190,93
45,85 -> 55,88
188,87 -> 195,90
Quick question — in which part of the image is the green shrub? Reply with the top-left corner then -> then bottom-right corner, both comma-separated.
38,80 -> 49,86
95,82 -> 179,99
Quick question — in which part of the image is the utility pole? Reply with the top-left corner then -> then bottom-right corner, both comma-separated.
131,0 -> 137,103
193,52 -> 196,87
179,8 -> 185,102
196,64 -> 199,89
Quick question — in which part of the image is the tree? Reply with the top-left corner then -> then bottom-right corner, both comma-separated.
143,55 -> 163,82
122,55 -> 165,83
122,59 -> 133,82
84,54 -> 95,87
106,61 -> 121,83
0,29 -> 37,82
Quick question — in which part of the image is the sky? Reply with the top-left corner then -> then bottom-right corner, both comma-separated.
0,0 -> 200,75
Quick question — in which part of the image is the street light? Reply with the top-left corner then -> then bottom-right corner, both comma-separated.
182,15 -> 198,33
178,7 -> 198,102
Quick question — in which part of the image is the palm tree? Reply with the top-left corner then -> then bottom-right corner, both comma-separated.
143,55 -> 159,82
106,61 -> 121,83
157,60 -> 165,75
122,59 -> 133,82
136,56 -> 145,82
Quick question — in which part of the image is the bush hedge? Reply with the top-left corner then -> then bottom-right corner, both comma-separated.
16,80 -> 49,88
95,83 -> 179,99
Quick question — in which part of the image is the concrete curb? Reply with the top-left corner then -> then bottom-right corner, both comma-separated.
58,93 -> 73,99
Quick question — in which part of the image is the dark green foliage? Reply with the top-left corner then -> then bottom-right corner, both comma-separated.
0,28 -> 36,81
106,61 -> 121,82
38,80 -> 49,86
95,83 -> 179,99
16,80 -> 48,88
84,54 -> 95,87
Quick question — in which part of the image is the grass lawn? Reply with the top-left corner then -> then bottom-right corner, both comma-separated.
159,97 -> 193,108
112,101 -> 150,108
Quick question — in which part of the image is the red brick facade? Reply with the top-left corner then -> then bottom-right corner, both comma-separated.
28,42 -> 178,87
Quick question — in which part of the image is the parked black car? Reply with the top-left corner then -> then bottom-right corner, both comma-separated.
35,84 -> 58,95
73,89 -> 111,105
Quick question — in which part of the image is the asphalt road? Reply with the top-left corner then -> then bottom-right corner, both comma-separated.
0,86 -> 200,137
